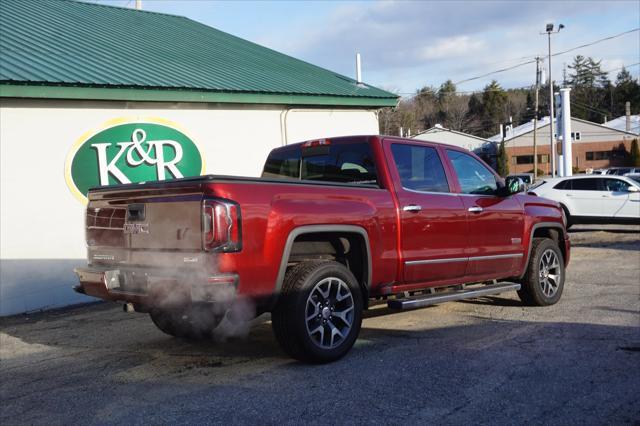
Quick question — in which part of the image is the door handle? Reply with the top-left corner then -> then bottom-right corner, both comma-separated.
468,206 -> 483,213
403,204 -> 422,213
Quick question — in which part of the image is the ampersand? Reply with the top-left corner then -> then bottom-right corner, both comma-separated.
126,129 -> 157,166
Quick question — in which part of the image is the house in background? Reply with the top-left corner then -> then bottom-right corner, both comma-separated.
489,116 -> 638,174
412,124 -> 496,165
603,115 -> 640,135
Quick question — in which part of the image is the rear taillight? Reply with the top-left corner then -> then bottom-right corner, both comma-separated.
202,199 -> 242,252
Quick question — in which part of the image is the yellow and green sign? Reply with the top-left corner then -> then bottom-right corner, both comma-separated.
65,118 -> 204,203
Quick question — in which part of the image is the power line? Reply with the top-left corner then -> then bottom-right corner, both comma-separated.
552,28 -> 640,58
454,59 -> 537,85
454,28 -> 639,86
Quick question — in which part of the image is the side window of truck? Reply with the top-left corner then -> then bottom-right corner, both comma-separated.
446,149 -> 497,195
301,143 -> 378,186
390,144 -> 449,193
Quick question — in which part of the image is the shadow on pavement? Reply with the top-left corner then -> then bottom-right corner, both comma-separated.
569,227 -> 639,234
1,300 -> 639,424
569,239 -> 640,251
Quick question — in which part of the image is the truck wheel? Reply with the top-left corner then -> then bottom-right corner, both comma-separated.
272,260 -> 363,363
149,305 -> 221,340
518,238 -> 565,306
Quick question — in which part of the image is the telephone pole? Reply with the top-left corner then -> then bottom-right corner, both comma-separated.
533,57 -> 542,179
543,23 -> 564,177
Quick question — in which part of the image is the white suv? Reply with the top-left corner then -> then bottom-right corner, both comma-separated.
529,175 -> 640,227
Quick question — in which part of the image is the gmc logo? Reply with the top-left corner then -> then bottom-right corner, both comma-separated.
123,223 -> 149,234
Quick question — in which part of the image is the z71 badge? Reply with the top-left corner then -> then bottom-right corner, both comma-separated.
123,223 -> 149,234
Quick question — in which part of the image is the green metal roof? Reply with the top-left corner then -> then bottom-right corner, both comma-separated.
0,0 -> 398,107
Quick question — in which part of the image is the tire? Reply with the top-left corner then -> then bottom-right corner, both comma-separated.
560,204 -> 573,229
149,304 -> 222,340
272,260 -> 363,363
518,238 -> 565,306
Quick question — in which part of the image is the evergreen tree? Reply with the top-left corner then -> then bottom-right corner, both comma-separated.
480,80 -> 508,137
437,80 -> 456,102
630,139 -> 640,167
614,68 -> 640,117
568,55 -> 610,122
497,140 -> 509,177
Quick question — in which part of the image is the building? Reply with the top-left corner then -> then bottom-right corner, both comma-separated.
413,124 -> 493,152
489,116 -> 638,175
0,0 -> 398,315
603,115 -> 640,135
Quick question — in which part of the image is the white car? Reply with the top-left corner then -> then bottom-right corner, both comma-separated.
528,175 -> 640,227
605,167 -> 640,175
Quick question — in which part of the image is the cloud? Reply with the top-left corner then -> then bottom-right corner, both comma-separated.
255,0 -> 637,93
417,36 -> 485,61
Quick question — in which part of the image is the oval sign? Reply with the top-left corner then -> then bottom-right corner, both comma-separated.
65,118 -> 204,203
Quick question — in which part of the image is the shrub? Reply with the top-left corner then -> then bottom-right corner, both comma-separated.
630,139 -> 640,167
497,141 -> 509,177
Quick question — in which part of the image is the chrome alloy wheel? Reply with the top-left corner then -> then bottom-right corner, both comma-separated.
538,249 -> 561,298
305,277 -> 355,349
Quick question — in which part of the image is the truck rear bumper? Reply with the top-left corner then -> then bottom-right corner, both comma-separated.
73,266 -> 238,308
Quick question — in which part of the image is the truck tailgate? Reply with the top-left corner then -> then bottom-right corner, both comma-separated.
86,185 -> 204,252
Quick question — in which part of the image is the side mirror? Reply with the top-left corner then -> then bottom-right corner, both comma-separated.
627,185 -> 639,193
504,176 -> 526,195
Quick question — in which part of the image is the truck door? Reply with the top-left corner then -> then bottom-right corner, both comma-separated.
384,141 -> 468,285
444,149 -> 525,279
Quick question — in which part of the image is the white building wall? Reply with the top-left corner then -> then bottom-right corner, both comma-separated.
0,98 -> 379,315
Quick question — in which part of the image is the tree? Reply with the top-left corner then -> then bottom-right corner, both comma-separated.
568,55 -> 610,122
480,80 -> 508,137
435,80 -> 469,131
630,139 -> 640,167
437,80 -> 456,102
497,140 -> 509,177
614,68 -> 640,117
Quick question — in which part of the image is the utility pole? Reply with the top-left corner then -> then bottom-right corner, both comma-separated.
533,57 -> 541,180
548,34 -> 555,177
543,23 -> 564,177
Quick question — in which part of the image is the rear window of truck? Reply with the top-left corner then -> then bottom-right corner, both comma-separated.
262,142 -> 379,186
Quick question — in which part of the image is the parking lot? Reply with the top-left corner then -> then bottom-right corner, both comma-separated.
1,225 -> 639,425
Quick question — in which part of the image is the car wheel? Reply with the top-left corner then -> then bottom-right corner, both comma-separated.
272,260 -> 363,363
149,304 -> 222,340
518,238 -> 565,306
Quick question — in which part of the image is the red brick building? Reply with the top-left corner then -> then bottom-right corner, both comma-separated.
490,116 -> 638,175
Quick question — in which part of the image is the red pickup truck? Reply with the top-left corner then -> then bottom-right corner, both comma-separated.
74,135 -> 570,363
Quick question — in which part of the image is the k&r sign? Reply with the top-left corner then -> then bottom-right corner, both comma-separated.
65,118 -> 204,203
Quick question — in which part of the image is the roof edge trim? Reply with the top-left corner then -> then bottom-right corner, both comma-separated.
0,84 -> 399,107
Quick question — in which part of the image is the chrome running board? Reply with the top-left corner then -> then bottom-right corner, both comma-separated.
387,282 -> 521,310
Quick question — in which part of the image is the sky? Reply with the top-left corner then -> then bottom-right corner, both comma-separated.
95,0 -> 640,97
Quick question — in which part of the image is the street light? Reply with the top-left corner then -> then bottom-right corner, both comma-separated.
543,23 -> 564,177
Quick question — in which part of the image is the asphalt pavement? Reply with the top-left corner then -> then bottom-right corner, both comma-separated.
1,225 -> 639,425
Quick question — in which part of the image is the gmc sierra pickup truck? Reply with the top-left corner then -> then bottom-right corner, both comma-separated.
74,135 -> 570,363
